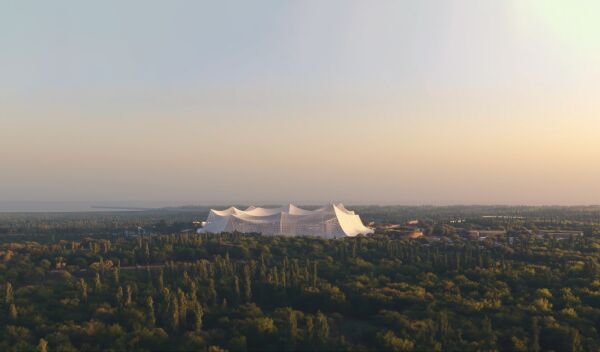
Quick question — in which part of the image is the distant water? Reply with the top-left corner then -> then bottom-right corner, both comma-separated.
0,201 -> 193,213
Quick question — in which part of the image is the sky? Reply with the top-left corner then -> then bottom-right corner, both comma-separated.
1,0 -> 600,206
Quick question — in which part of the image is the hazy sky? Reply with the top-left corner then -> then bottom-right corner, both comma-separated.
2,0 -> 600,205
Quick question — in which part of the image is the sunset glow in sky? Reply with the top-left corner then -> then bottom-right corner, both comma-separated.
2,1 -> 600,205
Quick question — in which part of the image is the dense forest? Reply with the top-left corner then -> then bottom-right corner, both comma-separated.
1,207 -> 600,351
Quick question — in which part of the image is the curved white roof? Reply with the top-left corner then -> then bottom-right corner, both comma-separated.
199,203 -> 373,238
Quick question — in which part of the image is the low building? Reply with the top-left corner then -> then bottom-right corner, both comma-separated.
198,203 -> 374,238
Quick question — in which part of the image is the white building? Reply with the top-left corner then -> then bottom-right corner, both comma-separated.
198,203 -> 373,238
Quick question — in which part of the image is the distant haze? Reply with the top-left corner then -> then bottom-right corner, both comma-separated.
2,1 -> 600,205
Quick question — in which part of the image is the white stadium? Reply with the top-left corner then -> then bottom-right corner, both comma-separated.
197,203 -> 373,238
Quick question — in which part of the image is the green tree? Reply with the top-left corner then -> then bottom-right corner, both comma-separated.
94,272 -> 102,292
196,302 -> 204,331
113,267 -> 120,285
284,308 -> 298,351
5,282 -> 13,305
116,286 -> 124,305
144,241 -> 150,261
168,294 -> 180,332
208,279 -> 217,306
234,275 -> 241,304
243,265 -> 252,302
305,315 -> 314,347
158,269 -> 164,291
510,336 -> 528,352
79,278 -> 88,301
377,330 -> 415,352
125,285 -> 132,306
569,328 -> 582,352
437,311 -> 449,347
530,317 -> 540,352
481,316 -> 497,351
178,288 -> 188,327
188,302 -> 203,332
315,311 -> 329,347
37,338 -> 48,352
146,296 -> 156,327
9,303 -> 18,320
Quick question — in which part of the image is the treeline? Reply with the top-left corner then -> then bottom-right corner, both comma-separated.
1,232 -> 600,350
3,205 -> 600,237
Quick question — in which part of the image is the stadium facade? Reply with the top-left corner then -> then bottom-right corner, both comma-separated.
197,203 -> 373,238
